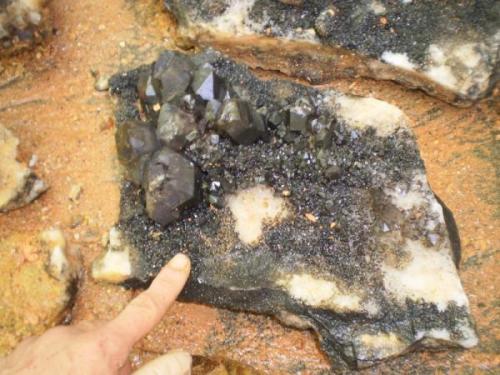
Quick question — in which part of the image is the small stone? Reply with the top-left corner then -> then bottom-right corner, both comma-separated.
282,190 -> 291,197
305,213 -> 318,223
314,7 -> 337,37
0,125 -> 47,212
156,103 -> 198,150
210,134 -> 220,145
216,99 -> 267,145
279,0 -> 303,5
28,154 -> 38,168
324,165 -> 342,180
143,148 -> 200,226
41,229 -> 71,282
68,184 -> 82,202
115,120 -> 159,185
94,75 -> 109,91
92,227 -> 132,283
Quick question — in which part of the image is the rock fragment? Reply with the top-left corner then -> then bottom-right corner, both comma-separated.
105,49 -> 477,369
0,0 -> 50,53
91,227 -> 133,284
0,124 -> 47,212
164,0 -> 499,105
0,230 -> 76,354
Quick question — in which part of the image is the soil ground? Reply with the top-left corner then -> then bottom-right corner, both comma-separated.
0,0 -> 498,373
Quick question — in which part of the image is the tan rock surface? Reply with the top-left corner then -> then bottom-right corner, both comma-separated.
0,230 -> 75,354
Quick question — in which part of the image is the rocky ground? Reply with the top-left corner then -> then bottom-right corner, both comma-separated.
0,0 -> 498,373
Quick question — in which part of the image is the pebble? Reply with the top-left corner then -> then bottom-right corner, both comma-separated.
94,76 -> 109,91
68,184 -> 82,201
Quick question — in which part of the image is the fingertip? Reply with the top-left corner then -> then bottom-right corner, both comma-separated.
166,253 -> 191,273
132,350 -> 192,375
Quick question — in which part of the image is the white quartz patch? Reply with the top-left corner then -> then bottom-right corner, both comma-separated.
227,185 -> 289,245
381,51 -> 416,71
385,172 -> 431,212
196,0 -> 318,42
278,273 -> 362,312
92,227 -> 132,283
335,95 -> 409,137
415,328 -> 451,342
382,240 -> 469,311
457,319 -> 479,348
200,0 -> 258,36
424,40 -> 496,96
356,332 -> 407,360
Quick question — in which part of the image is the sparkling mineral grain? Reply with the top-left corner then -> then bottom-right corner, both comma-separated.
105,49 -> 477,370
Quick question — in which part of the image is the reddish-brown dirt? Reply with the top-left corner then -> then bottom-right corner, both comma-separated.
0,0 -> 498,373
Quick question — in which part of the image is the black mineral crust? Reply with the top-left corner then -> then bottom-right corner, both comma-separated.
108,49 -> 477,369
164,0 -> 499,106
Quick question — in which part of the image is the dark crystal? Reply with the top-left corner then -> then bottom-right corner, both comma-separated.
205,99 -> 222,123
143,148 -> 200,226
289,98 -> 314,133
311,116 -> 333,148
216,99 -> 267,145
191,63 -> 226,101
115,120 -> 159,185
156,103 -> 198,151
153,51 -> 194,103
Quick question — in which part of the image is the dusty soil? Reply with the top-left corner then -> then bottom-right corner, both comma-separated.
0,0 -> 498,373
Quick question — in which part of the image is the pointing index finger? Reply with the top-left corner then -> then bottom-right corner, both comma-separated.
106,253 -> 190,349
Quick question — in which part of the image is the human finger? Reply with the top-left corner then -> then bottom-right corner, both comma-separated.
106,253 -> 190,349
132,350 -> 191,375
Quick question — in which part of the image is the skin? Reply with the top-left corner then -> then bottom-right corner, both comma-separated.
0,253 -> 192,375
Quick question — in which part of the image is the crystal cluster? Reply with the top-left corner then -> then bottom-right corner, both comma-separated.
117,50 -> 354,227
109,49 -> 477,369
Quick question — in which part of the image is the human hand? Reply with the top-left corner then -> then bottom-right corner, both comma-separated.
0,253 -> 192,375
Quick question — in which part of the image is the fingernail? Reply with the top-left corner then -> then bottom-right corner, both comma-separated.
168,253 -> 190,271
